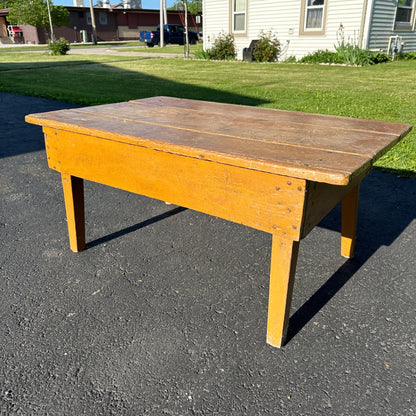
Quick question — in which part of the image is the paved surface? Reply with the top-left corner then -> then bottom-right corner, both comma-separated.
1,92 -> 415,415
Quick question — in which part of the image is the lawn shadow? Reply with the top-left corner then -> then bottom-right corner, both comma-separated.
0,59 -> 268,159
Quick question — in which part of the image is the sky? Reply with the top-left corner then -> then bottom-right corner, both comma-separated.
53,0 -> 176,9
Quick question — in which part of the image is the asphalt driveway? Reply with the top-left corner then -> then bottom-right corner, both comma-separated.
0,92 -> 415,415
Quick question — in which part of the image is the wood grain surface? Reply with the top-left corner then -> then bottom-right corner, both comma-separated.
26,96 -> 411,186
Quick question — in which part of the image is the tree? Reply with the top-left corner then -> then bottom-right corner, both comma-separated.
170,0 -> 202,15
3,0 -> 70,35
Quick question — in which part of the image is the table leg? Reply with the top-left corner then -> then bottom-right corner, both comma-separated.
341,184 -> 360,258
266,236 -> 299,348
61,173 -> 85,252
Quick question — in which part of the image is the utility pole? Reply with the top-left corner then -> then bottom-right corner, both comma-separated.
89,0 -> 98,44
46,0 -> 54,41
183,0 -> 189,58
159,0 -> 164,47
163,0 -> 167,25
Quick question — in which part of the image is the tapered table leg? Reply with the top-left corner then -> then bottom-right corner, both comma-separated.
61,173 -> 85,252
341,184 -> 360,258
266,235 -> 300,348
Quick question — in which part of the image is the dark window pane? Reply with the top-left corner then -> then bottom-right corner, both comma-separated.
396,8 -> 412,22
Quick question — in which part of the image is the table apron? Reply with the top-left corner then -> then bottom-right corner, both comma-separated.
301,175 -> 366,240
44,128 -> 309,239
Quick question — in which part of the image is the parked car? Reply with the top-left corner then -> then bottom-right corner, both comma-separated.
139,24 -> 198,47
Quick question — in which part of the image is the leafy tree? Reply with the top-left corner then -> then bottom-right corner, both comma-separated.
170,0 -> 202,15
2,0 -> 70,34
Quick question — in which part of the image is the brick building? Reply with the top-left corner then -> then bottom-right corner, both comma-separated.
0,6 -> 201,44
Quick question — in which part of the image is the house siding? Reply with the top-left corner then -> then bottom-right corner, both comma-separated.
203,0 -> 230,46
203,0 -> 367,60
367,0 -> 416,53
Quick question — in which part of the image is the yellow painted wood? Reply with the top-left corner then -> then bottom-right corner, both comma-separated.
44,128 -> 307,239
61,173 -> 85,252
300,176 -> 364,240
24,97 -> 412,348
341,185 -> 360,258
267,236 -> 300,348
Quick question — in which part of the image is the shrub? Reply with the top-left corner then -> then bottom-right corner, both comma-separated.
194,49 -> 211,60
334,28 -> 370,66
283,55 -> 297,63
252,31 -> 280,63
334,26 -> 390,66
300,48 -> 389,66
336,43 -> 370,65
395,51 -> 416,60
299,49 -> 342,64
299,27 -> 391,66
368,51 -> 390,64
207,32 -> 236,61
335,45 -> 371,65
48,37 -> 70,56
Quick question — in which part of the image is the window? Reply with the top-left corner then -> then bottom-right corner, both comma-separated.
305,0 -> 325,29
300,0 -> 327,35
99,12 -> 108,25
395,0 -> 415,29
232,0 -> 246,33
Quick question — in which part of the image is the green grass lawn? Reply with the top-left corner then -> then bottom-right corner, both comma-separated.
0,53 -> 145,71
0,51 -> 414,176
0,41 -> 145,52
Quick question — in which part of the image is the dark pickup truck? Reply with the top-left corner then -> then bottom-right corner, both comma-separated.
139,24 -> 198,47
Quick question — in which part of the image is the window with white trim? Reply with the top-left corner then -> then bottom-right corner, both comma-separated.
305,0 -> 325,30
395,0 -> 415,28
232,0 -> 246,33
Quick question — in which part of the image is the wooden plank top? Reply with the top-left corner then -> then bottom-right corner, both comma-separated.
26,96 -> 412,185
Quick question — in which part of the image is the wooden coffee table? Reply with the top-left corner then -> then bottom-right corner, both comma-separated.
26,97 -> 411,347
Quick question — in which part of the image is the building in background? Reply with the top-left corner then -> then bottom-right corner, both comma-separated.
0,2 -> 201,44
203,0 -> 416,60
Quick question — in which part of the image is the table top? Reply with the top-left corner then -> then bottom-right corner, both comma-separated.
26,96 -> 411,186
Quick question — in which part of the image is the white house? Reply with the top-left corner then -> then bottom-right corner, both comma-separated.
202,0 -> 416,60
